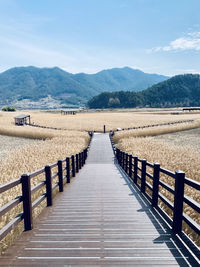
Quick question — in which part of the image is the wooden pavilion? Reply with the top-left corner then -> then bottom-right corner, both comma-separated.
14,114 -> 31,125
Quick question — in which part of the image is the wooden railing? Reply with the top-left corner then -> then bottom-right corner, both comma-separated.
113,119 -> 194,132
110,133 -> 200,256
0,133 -> 93,242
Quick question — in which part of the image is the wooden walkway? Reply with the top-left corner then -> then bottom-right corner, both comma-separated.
0,134 -> 196,266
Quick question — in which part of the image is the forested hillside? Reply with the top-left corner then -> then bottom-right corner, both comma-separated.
88,74 -> 200,108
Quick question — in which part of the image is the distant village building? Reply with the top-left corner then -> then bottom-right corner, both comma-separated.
14,114 -> 31,125
61,110 -> 77,115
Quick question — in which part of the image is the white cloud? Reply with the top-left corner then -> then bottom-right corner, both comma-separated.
149,32 -> 200,52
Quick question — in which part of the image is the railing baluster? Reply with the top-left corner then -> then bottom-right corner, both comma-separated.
141,159 -> 146,193
125,153 -> 128,173
122,152 -> 125,170
133,156 -> 138,184
45,165 -> 52,206
58,160 -> 63,192
21,173 -> 33,231
76,154 -> 79,173
81,152 -> 83,167
66,157 -> 70,183
71,155 -> 75,177
172,170 -> 185,234
152,163 -> 160,207
79,152 -> 81,169
129,154 -> 132,178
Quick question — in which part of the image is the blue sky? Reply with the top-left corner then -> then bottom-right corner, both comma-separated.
0,0 -> 200,75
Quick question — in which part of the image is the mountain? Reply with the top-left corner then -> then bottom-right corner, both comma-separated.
73,67 -> 167,93
0,66 -> 168,108
87,74 -> 200,108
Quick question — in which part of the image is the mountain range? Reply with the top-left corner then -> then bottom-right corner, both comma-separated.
0,66 -> 168,108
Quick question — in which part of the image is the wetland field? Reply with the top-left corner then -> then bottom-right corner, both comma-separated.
0,108 -> 199,251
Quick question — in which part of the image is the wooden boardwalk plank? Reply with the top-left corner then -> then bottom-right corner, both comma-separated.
0,133 -> 197,266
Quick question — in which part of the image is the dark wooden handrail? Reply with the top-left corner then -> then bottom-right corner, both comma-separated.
110,133 -> 200,255
0,133 -> 93,242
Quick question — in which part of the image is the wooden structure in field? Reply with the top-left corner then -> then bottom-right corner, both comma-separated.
61,110 -> 77,115
14,114 -> 31,125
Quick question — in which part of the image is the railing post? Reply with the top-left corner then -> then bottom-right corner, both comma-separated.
133,156 -> 138,184
122,152 -> 125,170
125,153 -> 128,173
152,163 -> 160,207
120,151 -> 123,166
45,165 -> 52,206
79,152 -> 81,169
141,159 -> 146,193
58,160 -> 63,192
66,157 -> 70,183
129,154 -> 132,178
21,173 -> 33,231
71,155 -> 75,177
76,154 -> 79,173
172,170 -> 185,234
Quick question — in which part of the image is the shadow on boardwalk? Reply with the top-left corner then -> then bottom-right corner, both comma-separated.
116,162 -> 198,266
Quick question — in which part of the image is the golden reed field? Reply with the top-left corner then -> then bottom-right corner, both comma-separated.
14,109 -> 200,132
0,109 -> 200,252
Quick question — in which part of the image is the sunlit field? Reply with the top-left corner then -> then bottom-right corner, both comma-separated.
1,109 -> 200,133
0,109 -> 199,252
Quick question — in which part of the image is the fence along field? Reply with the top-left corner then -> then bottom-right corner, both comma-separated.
0,113 -> 90,254
113,129 -> 200,248
0,109 -> 200,254
112,138 -> 200,253
0,140 -> 91,254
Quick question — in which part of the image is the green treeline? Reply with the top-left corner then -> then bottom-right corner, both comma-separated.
87,74 -> 200,108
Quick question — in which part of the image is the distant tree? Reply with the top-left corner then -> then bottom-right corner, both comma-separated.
108,97 -> 120,107
2,106 -> 16,111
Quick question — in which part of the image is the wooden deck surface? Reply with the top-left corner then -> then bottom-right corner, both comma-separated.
0,133 -> 197,266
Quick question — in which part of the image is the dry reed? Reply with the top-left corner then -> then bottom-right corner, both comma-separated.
1,110 -> 199,132
113,120 -> 200,143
